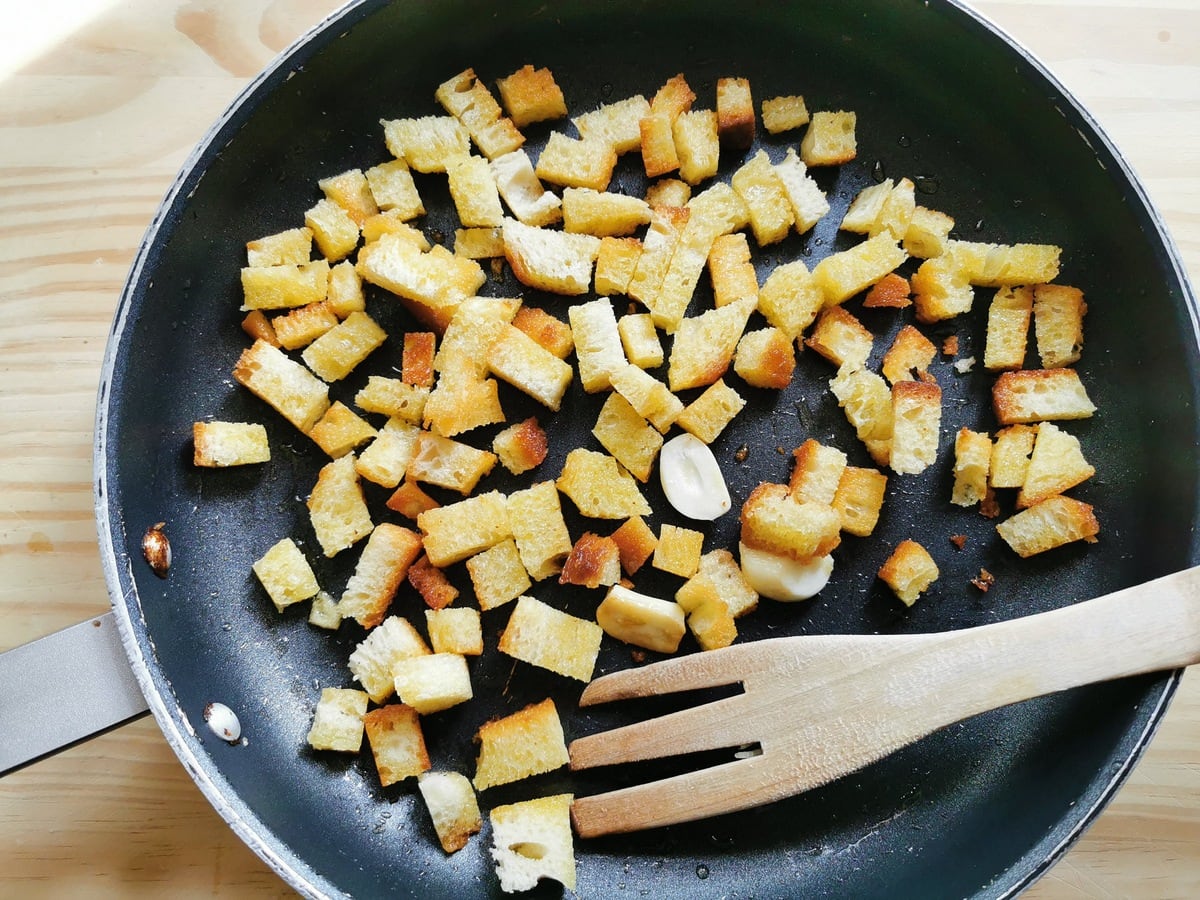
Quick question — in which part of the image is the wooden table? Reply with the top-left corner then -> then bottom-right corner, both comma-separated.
1,1 -> 1196,896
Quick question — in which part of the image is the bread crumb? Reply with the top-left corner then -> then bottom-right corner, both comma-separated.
949,534 -> 967,550
971,568 -> 996,592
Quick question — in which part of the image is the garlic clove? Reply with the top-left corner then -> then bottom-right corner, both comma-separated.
658,433 -> 732,521
203,701 -> 242,742
738,542 -> 834,602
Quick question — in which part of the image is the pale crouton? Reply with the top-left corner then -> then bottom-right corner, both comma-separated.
487,323 -> 575,410
511,306 -> 574,359
804,306 -> 874,370
608,364 -> 683,434
870,178 -> 917,241
385,478 -> 440,520
675,378 -> 746,444
609,515 -> 658,576
799,110 -> 857,166
756,260 -> 825,339
954,240 -> 1063,288
716,76 -> 755,148
506,481 -> 573,581
645,177 -> 691,208
301,310 -> 387,382
789,439 -> 848,506
775,148 -> 830,234
454,226 -> 504,259
616,313 -> 664,369
498,596 -> 603,682
890,380 -> 942,475
347,616 -> 430,703
503,217 -> 600,295
492,417 -> 549,476
252,537 -> 319,613
417,491 -> 512,568
490,149 -> 562,227
830,364 -> 894,466
489,795 -> 576,893
363,704 -> 430,786
667,296 -> 756,392
992,368 -> 1096,424
592,392 -> 663,483
556,448 -> 651,519
306,687 -> 368,753
903,206 -> 955,259
762,95 -> 810,133
561,187 -> 651,237
596,585 -> 686,653
911,252 -> 974,324
272,302 -> 338,350
356,376 -> 428,423
393,653 -> 472,715
951,428 -> 992,507
309,402 -> 377,459
652,524 -> 705,578
734,327 -> 796,389
740,482 -> 842,561
304,198 -> 360,262
626,205 -> 689,309
364,159 -> 424,220
407,554 -> 459,611
426,607 -> 484,656
407,431 -> 497,495
674,109 -> 720,184
422,374 -> 505,439
841,181 -> 892,234
984,286 -> 1033,371
878,539 -> 939,606
361,211 -> 431,248
308,591 -> 342,630
338,523 -> 423,629
247,227 -> 312,267
435,69 -> 524,159
233,339 -> 331,433
594,236 -> 643,297
559,532 -> 623,589
687,597 -> 737,651
1016,422 -> 1094,508
535,132 -> 618,191
319,168 -> 378,225
496,64 -> 567,128
417,771 -> 482,854
675,548 -> 759,617
193,421 -> 270,467
474,698 -> 570,791
573,95 -> 651,154
466,538 -> 532,610
307,454 -> 373,557
446,155 -> 504,227
708,232 -> 758,308
568,296 -> 627,392
996,495 -> 1099,557
433,297 -> 517,377
1033,284 -> 1086,368
241,260 -> 329,311
863,271 -> 912,308
832,465 -> 889,537
812,232 -> 908,306
990,424 -> 1038,488
881,324 -> 937,385
731,150 -> 794,246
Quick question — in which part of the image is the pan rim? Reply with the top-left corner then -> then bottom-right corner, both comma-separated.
90,1 -> 1200,898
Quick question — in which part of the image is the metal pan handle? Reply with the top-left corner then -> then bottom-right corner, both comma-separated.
0,612 -> 149,775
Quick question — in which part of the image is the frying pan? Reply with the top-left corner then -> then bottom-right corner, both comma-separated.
4,0 -> 1198,896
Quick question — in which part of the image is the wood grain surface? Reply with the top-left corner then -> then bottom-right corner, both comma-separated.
0,1 -> 1196,896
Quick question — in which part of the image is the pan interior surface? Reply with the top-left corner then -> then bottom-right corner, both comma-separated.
96,0 -> 1200,897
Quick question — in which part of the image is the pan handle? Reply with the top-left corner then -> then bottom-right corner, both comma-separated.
0,612 -> 149,775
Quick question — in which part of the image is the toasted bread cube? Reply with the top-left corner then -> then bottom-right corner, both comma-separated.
364,704 -> 430,786
609,515 -> 658,576
775,148 -> 830,234
648,239 -> 712,338
878,539 -> 939,606
993,368 -> 1096,424
434,296 -> 517,378
436,69 -> 524,159
487,324 -> 575,411
592,392 -> 663,483
569,296 -> 628,392
467,538 -> 532,610
830,365 -> 894,465
799,110 -> 857,166
273,302 -> 338,351
306,687 -> 368,753
535,132 -> 618,191
688,597 -> 737,651
841,181 -> 892,234
639,111 -> 680,178
307,454 -> 372,557
903,206 -> 955,259
392,653 -> 472,715
193,421 -> 270,467
675,378 -> 746,444
338,523 -> 423,629
762,95 -> 810,133
361,211 -> 431,248
426,607 -> 483,657
645,178 -> 692,208
309,401 -> 377,458
397,332 -> 436,388
953,240 -> 1062,288
408,431 -> 497,495
489,794 -> 576,893
756,260 -> 824,340
560,533 -> 623,589
805,306 -> 874,370
734,327 -> 796,389
667,296 -> 756,392
422,374 -> 505,438
984,286 -> 1033,371
574,95 -> 651,154
594,236 -> 643,296
716,76 -> 755,148
674,109 -> 720,184
252,537 -> 319,612
1033,284 -> 1087,368
864,271 -> 912,308
557,448 -> 651,519
490,149 -> 562,227
474,698 -> 569,791
740,482 -> 842,561
607,366 -> 681,436
597,585 -> 686,653
996,495 -> 1099,557
445,155 -> 504,227
308,591 -> 342,630
890,380 -> 942,475
511,307 -> 574,359
626,205 -> 689,308
502,217 -> 600,295
241,309 -> 279,347
240,260 -> 329,311
386,478 -> 439,520
952,428 -> 992,507
616,313 -> 664,369
870,178 -> 917,241
319,168 -> 378,225
364,158 -> 424,219
813,232 -> 908,307
675,548 -> 758,617
1017,422 -> 1094,508
354,377 -> 428,425
652,524 -> 705,578
731,150 -> 794,246
247,227 -> 312,267
454,226 -> 504,259
789,439 -> 848,506
493,417 -> 549,476
832,465 -> 888,537
561,187 -> 651,237
408,554 -> 460,611
382,115 -> 471,173
990,424 -> 1038,488
418,491 -> 512,568
499,596 -> 603,682
506,481 -> 573,581
651,73 -> 696,118
881,324 -> 937,385
347,616 -> 431,703
708,232 -> 758,308
304,198 -> 360,262
911,251 -> 975,323
301,311 -> 386,382
418,771 -> 482,854
496,64 -> 567,127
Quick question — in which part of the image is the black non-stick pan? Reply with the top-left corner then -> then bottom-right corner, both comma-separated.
47,0 -> 1200,896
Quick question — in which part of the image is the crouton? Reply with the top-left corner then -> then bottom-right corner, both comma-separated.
881,324 -> 937,385
740,482 -> 842,561
272,302 -> 339,350
252,537 -> 320,613
756,259 -> 825,340
799,110 -> 856,166
789,439 -> 848,506
775,148 -> 829,234
878,539 -> 939,606
535,132 -> 618,192
596,585 -> 686,653
246,227 -> 312,267
502,481 -> 570,582
626,205 -> 690,309
308,402 -> 376,459
762,95 -> 809,133
435,69 -> 523,159
489,795 -> 576,893
573,95 -> 651,154
307,454 -> 373,557
361,211 -> 431,248
996,495 -> 1099,557
608,364 -> 683,434
304,198 -> 360,262
640,111 -> 681,178
306,687 -> 368,753
890,380 -> 942,475
426,607 -> 484,657
911,251 -> 975,323
393,653 -> 472,715
496,64 -> 567,128
984,286 -> 1033,371
594,236 -> 643,297
731,150 -> 794,246
338,523 -> 423,629
233,339 -> 330,433
417,771 -> 482,854
674,109 -> 720,184
651,73 -> 696,119
954,240 -> 1063,288
716,76 -> 755,148
502,217 -> 600,295
240,260 -> 329,311
667,296 -> 756,392
592,392 -> 663,483
687,597 -> 737,651
347,616 -> 430,703
319,168 -> 378,225
407,431 -> 497,495
675,378 -> 746,444
903,206 -> 955,259
474,698 -> 570,791
357,234 -> 485,332
486,323 -> 575,411
863,271 -> 912,308
421,373 -> 505,439
356,376 -> 428,423
308,591 -> 342,630
708,232 -> 758,308
556,448 -> 651,519
832,465 -> 889,537
568,296 -> 627,392
446,155 -> 504,227
301,310 -> 387,383
560,532 -> 623,589
675,548 -> 759,618
193,421 -> 270,467
1033,283 -> 1086,368
609,515 -> 659,576
511,306 -> 574,359
407,554 -> 460,611
812,232 -> 908,307
417,491 -> 512,568
492,417 -> 549,476
466,538 -> 533,610
645,177 -> 691,208
350,417 -> 417,491
498,596 -> 603,682
454,226 -> 504,259
385,478 -> 440,521
990,424 -> 1038,488
616,313 -> 664,369
841,181 -> 892,234
734,327 -> 796,389
992,368 -> 1096,424
830,365 -> 893,466
240,309 -> 278,347
490,149 -> 562,227
365,159 -> 424,220
870,177 -> 917,241
561,187 -> 651,237
1016,422 -> 1094,508
805,306 -> 874,370
651,523 -> 705,578
363,704 -> 430,786
951,428 -> 992,507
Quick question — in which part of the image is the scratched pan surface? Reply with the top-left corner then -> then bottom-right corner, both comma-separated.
95,0 -> 1200,897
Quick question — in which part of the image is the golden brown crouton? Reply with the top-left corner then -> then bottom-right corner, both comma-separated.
466,538 -> 532,611
194,421 -> 270,468
983,286 -> 1033,371
556,448 -> 651,519
417,771 -> 482,854
246,227 -> 313,268
308,402 -> 377,459
417,491 -> 512,568
407,554 -> 460,611
832,465 -> 889,537
492,416 -> 549,476
708,232 -> 759,308
739,482 -> 841,561
1033,283 -> 1087,368
890,380 -> 942,475
386,478 -> 440,520
990,424 -> 1038,489
951,428 -> 992,507
789,439 -> 849,506
363,704 -> 430,787
498,596 -> 603,682
307,454 -> 373,558
307,687 -> 368,753
762,95 -> 810,134
338,523 -> 423,628
799,110 -> 857,166
233,339 -> 330,434
609,516 -> 659,576
489,795 -> 576,893
495,64 -> 568,128
252,538 -> 319,613
992,368 -> 1096,424
559,533 -> 623,589
734,327 -> 796,389
863,271 -> 912,308
716,76 -> 755,148
881,324 -> 937,385
878,539 -> 939,606
667,296 -> 757,392
996,495 -> 1099,557
652,524 -> 705,578
1016,422 -> 1094,508
506,481 -> 574,581
474,698 -> 570,791
592,392 -> 663,482
675,379 -> 747,444
805,306 -> 874,370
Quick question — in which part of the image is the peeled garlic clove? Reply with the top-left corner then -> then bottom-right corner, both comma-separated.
738,541 -> 834,602
596,584 -> 686,654
659,433 -> 731,521
203,701 -> 242,742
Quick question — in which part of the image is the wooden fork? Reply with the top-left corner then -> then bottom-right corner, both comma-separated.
568,566 -> 1200,838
